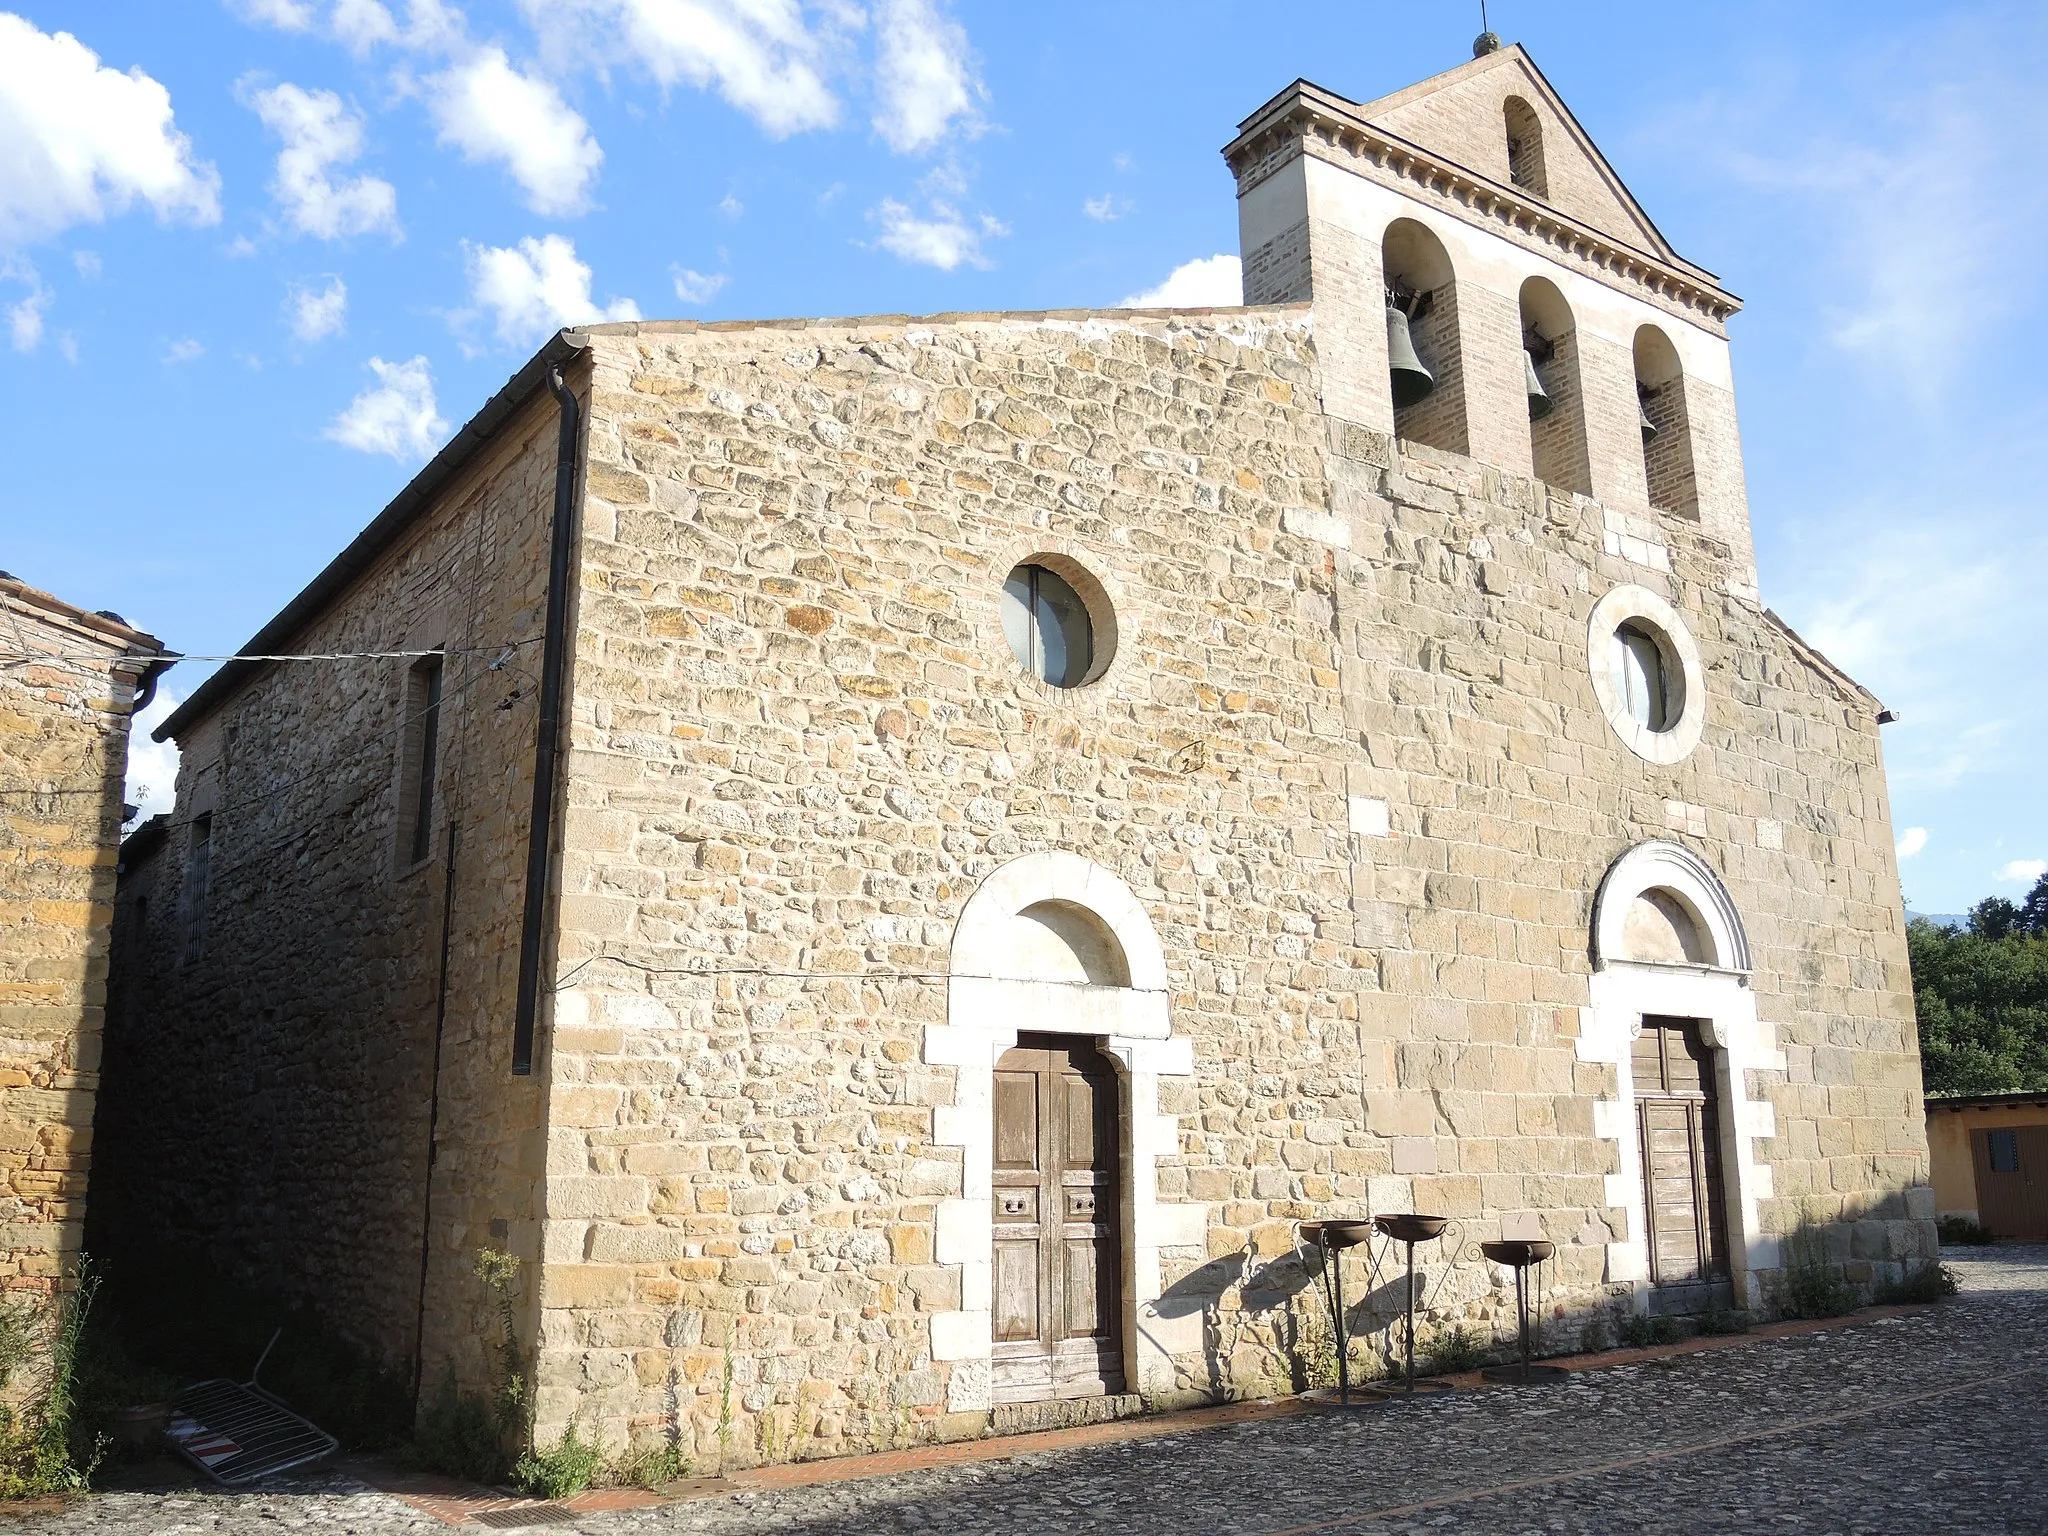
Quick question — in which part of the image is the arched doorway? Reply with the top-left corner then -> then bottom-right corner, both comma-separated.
1583,842 -> 1780,1310
923,852 -> 1199,1414
992,1032 -> 1123,1401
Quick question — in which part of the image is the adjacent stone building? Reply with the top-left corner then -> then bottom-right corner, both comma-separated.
106,42 -> 1934,1465
0,572 -> 165,1296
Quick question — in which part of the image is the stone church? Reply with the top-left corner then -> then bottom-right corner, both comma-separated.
105,41 -> 1934,1462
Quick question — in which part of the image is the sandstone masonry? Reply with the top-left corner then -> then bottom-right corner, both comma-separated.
0,573 -> 162,1299
107,43 -> 1933,1471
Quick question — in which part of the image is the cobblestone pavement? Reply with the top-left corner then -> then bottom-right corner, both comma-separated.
28,1247 -> 2048,1535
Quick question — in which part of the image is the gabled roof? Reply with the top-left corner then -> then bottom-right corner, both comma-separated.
1352,43 -> 1689,272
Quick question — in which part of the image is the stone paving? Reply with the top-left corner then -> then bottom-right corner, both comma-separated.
25,1247 -> 2048,1534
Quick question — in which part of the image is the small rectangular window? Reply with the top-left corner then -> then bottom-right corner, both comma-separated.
1987,1129 -> 2020,1174
183,814 -> 211,963
400,654 -> 444,868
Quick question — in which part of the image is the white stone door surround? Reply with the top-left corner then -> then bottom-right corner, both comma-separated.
1579,840 -> 1786,1307
922,851 -> 1201,1412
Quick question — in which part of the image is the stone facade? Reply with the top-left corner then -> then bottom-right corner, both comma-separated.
108,44 -> 1932,1471
0,574 -> 161,1297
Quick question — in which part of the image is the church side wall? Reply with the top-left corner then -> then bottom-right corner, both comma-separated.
98,386 -> 572,1399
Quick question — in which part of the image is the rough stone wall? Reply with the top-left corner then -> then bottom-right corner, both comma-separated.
0,581 -> 157,1296
98,390 -> 570,1392
531,306 -> 1928,1463
538,310 -> 1363,1460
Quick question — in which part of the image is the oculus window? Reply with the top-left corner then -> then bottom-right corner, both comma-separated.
1002,563 -> 1095,689
1587,585 -> 1704,766
1612,622 -> 1672,732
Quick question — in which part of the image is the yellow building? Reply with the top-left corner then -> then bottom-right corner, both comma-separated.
1926,1093 -> 2048,1238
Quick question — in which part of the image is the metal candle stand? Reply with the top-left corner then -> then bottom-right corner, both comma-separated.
1300,1219 -> 1376,1405
1478,1239 -> 1569,1384
1365,1213 -> 1454,1396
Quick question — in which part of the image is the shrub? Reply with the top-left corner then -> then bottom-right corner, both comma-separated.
1936,1215 -> 1994,1247
1873,1262 -> 1959,1305
514,1422 -> 602,1500
608,1442 -> 686,1490
1617,1312 -> 1681,1348
1577,1317 -> 1611,1355
1696,1303 -> 1750,1336
1425,1324 -> 1487,1375
0,1264 -> 105,1499
1781,1225 -> 1860,1320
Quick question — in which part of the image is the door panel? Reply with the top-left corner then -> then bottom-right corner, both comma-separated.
1636,1018 -> 1728,1290
1973,1126 -> 2048,1239
989,1034 -> 1124,1404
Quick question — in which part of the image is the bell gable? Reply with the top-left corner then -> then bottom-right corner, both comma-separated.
1358,44 -> 1686,273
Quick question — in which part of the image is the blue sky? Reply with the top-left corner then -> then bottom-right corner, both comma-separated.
3,1 -> 2041,914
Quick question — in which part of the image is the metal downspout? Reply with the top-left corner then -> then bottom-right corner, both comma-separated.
512,359 -> 581,1075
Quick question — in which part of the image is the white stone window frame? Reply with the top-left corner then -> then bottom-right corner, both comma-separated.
1587,584 -> 1704,766
984,536 -> 1128,705
1578,840 -> 1785,1310
922,850 -> 1201,1412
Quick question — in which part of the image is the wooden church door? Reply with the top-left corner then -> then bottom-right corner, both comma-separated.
990,1034 -> 1124,1403
1634,1017 -> 1731,1300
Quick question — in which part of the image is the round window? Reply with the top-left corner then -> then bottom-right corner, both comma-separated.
1587,585 -> 1703,765
1611,621 -> 1675,732
1002,562 -> 1098,688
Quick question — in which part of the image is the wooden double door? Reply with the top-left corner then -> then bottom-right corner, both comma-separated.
1634,1017 -> 1731,1301
1971,1126 -> 2048,1238
991,1035 -> 1124,1404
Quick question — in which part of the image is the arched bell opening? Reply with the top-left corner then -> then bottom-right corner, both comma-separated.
1519,276 -> 1591,495
1381,218 -> 1467,455
1634,325 -> 1699,519
1503,95 -> 1548,198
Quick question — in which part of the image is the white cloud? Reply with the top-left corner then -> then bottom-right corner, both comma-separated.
718,192 -> 744,219
1995,859 -> 2046,885
672,267 -> 726,304
868,197 -> 1001,270
1120,254 -> 1242,308
1896,827 -> 1928,860
427,47 -> 603,217
230,0 -> 318,28
525,0 -> 841,139
326,354 -> 448,459
4,260 -> 51,350
73,250 -> 101,279
0,14 -> 221,246
287,275 -> 348,341
329,0 -> 400,50
246,81 -> 402,240
124,685 -> 182,824
464,233 -> 639,346
162,337 -> 204,363
1083,194 -> 1131,222
871,0 -> 978,153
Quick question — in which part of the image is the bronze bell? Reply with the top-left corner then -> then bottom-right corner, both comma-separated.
1386,305 -> 1434,409
1524,349 -> 1554,421
1638,386 -> 1661,443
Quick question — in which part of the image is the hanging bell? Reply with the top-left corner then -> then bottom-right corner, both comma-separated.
1524,349 -> 1554,421
1638,388 -> 1661,443
1386,304 -> 1434,409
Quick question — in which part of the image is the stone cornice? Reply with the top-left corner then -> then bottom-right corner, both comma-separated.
1223,82 -> 1741,328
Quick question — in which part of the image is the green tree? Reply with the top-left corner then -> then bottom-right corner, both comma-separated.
1908,885 -> 2048,1096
